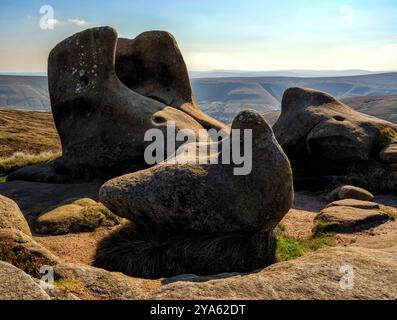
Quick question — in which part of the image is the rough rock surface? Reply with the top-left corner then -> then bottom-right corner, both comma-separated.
0,261 -> 51,300
273,87 -> 397,190
0,229 -> 60,277
327,185 -> 374,202
115,31 -> 227,131
145,246 -> 397,300
34,198 -> 121,235
315,206 -> 389,233
0,194 -> 31,235
11,27 -> 227,181
53,263 -> 160,300
327,199 -> 380,210
100,110 -> 293,233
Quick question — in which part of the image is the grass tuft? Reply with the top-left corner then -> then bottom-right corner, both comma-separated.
0,151 -> 60,177
78,204 -> 122,231
275,224 -> 335,262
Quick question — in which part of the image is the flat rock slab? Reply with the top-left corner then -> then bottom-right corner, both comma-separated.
54,263 -> 161,300
316,206 -> 389,233
327,199 -> 380,210
0,181 -> 102,217
0,261 -> 51,300
146,246 -> 397,300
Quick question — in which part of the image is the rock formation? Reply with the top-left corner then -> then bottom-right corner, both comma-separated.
327,185 -> 374,202
100,110 -> 293,234
273,87 -> 397,192
143,246 -> 397,300
10,26 -> 228,181
34,198 -> 121,235
0,194 -> 31,236
96,110 -> 294,278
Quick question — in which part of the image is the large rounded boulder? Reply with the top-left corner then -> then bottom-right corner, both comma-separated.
273,87 -> 397,192
95,110 -> 294,278
10,27 -> 227,181
100,109 -> 293,234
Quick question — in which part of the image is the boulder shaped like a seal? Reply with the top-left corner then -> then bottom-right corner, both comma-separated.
100,109 -> 294,234
96,109 -> 293,278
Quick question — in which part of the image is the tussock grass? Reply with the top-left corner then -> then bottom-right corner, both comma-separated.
0,151 -> 60,176
94,222 -> 276,279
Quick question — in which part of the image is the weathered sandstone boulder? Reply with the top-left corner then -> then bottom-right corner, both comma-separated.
96,110 -> 292,278
327,185 -> 374,202
53,263 -> 159,300
12,26 -> 227,181
326,199 -> 380,210
273,87 -> 397,191
145,246 -> 397,300
100,110 -> 293,234
314,206 -> 390,233
0,194 -> 31,235
0,229 -> 60,278
0,261 -> 51,300
34,198 -> 121,235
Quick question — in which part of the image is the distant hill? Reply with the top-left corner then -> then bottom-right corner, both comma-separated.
190,69 -> 382,79
1,73 -> 396,126
342,95 -> 397,124
192,72 -> 397,123
0,75 -> 50,111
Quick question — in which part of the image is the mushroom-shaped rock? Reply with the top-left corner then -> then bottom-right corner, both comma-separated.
100,109 -> 294,233
273,87 -> 397,191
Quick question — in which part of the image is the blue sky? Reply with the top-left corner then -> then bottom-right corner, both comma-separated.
0,0 -> 396,72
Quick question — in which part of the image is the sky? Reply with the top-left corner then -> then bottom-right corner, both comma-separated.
0,0 -> 397,73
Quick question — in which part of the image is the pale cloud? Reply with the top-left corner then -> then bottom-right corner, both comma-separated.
67,18 -> 89,26
47,18 -> 63,26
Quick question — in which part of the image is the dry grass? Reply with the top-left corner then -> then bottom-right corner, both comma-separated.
0,108 -> 61,158
0,151 -> 60,176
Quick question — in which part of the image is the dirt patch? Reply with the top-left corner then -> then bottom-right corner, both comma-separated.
280,192 -> 326,240
34,226 -> 124,265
